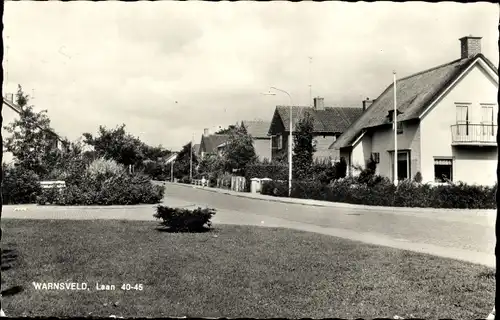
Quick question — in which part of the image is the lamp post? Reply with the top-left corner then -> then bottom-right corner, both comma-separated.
189,133 -> 194,181
393,71 -> 398,187
262,87 -> 293,197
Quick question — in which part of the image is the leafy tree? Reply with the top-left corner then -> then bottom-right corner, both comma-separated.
292,112 -> 316,180
82,124 -> 146,167
3,85 -> 65,178
223,125 -> 257,174
173,142 -> 198,180
198,153 -> 226,178
215,124 -> 238,135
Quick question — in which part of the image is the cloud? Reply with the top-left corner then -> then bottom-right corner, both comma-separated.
3,1 -> 498,150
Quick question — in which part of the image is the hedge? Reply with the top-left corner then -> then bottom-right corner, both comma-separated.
2,165 -> 42,204
261,177 -> 497,209
154,206 -> 216,232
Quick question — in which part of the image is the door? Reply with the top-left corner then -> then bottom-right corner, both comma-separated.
392,151 -> 410,181
456,105 -> 469,137
481,105 -> 494,137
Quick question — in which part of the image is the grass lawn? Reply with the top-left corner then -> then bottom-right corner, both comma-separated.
1,218 -> 495,318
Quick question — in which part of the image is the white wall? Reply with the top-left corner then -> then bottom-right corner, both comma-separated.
420,62 -> 498,186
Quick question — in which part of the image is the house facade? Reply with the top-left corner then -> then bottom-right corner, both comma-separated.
268,97 -> 363,162
241,120 -> 272,162
330,36 -> 498,186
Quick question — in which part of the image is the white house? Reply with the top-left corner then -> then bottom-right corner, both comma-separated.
330,35 -> 498,186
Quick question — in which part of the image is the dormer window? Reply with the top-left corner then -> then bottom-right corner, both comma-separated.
387,109 -> 403,134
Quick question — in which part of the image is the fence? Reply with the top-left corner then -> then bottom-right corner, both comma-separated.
231,176 -> 246,192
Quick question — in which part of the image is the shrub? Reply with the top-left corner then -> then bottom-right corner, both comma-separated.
413,171 -> 423,183
261,174 -> 496,209
87,157 -> 125,179
37,173 -> 165,205
154,206 -> 216,232
2,164 -> 42,204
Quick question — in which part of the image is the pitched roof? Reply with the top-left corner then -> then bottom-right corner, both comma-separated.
269,106 -> 363,135
200,134 -> 230,154
331,53 -> 498,150
241,120 -> 272,138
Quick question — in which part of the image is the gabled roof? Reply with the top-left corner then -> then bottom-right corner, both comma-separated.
200,134 -> 230,154
330,53 -> 499,150
164,152 -> 177,164
268,106 -> 363,135
241,120 -> 272,139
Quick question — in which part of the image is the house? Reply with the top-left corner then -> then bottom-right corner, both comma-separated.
330,35 -> 498,186
198,128 -> 230,159
268,97 -> 364,162
2,94 -> 66,165
240,120 -> 272,161
192,144 -> 200,157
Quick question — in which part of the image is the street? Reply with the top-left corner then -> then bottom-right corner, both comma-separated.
2,183 -> 496,267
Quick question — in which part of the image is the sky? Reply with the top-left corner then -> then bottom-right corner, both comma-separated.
3,2 -> 498,151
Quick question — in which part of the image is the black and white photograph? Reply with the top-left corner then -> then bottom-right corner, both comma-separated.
1,1 -> 498,318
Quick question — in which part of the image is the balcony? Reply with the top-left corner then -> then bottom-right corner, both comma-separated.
451,123 -> 497,146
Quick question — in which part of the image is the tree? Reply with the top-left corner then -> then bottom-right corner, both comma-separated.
223,125 -> 257,174
173,142 -> 198,180
3,85 -> 64,178
292,112 -> 316,180
82,124 -> 146,167
215,124 -> 238,135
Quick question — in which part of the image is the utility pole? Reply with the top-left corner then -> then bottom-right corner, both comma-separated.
393,71 -> 398,187
308,56 -> 313,107
189,133 -> 194,181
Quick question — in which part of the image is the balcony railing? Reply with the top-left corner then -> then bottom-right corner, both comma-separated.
451,123 -> 497,146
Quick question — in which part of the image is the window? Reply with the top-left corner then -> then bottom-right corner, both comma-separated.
481,105 -> 494,137
371,152 -> 380,163
434,158 -> 453,183
276,135 -> 282,149
391,151 -> 410,181
456,105 -> 469,135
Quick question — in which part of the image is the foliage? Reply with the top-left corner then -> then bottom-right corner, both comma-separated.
141,159 -> 169,181
356,156 -> 378,185
173,142 -> 198,180
223,125 -> 257,174
37,172 -> 165,205
2,164 -> 42,204
261,176 -> 496,209
215,124 -> 238,135
413,171 -> 423,183
292,113 -> 316,180
245,163 -> 289,181
87,157 -> 126,179
82,124 -> 170,169
3,85 -> 67,178
154,206 -> 216,232
335,157 -> 348,179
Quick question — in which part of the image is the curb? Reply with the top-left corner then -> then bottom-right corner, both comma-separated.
168,182 -> 496,215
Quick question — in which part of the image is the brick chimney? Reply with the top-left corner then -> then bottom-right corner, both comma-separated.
459,35 -> 482,59
362,97 -> 374,111
203,128 -> 209,136
313,97 -> 325,110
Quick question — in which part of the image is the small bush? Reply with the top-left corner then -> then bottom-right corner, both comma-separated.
87,157 -> 125,179
154,206 -> 216,232
2,164 -> 42,204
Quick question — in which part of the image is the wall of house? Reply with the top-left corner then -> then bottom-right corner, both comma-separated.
2,103 -> 19,164
348,123 -> 421,179
254,138 -> 272,162
420,62 -> 498,186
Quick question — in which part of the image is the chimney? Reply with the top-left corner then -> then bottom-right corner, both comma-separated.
5,93 -> 13,103
362,97 -> 374,111
203,128 -> 209,136
313,97 -> 325,110
459,35 -> 482,59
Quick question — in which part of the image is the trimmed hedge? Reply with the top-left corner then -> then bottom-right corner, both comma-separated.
154,206 -> 216,232
37,173 -> 165,205
2,164 -> 42,204
261,177 -> 497,209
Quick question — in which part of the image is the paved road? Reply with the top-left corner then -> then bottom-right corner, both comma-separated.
2,183 -> 496,267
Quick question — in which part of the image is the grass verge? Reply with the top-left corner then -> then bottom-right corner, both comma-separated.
1,218 -> 495,318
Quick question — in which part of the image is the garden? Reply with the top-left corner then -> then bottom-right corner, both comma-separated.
2,86 -> 166,206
